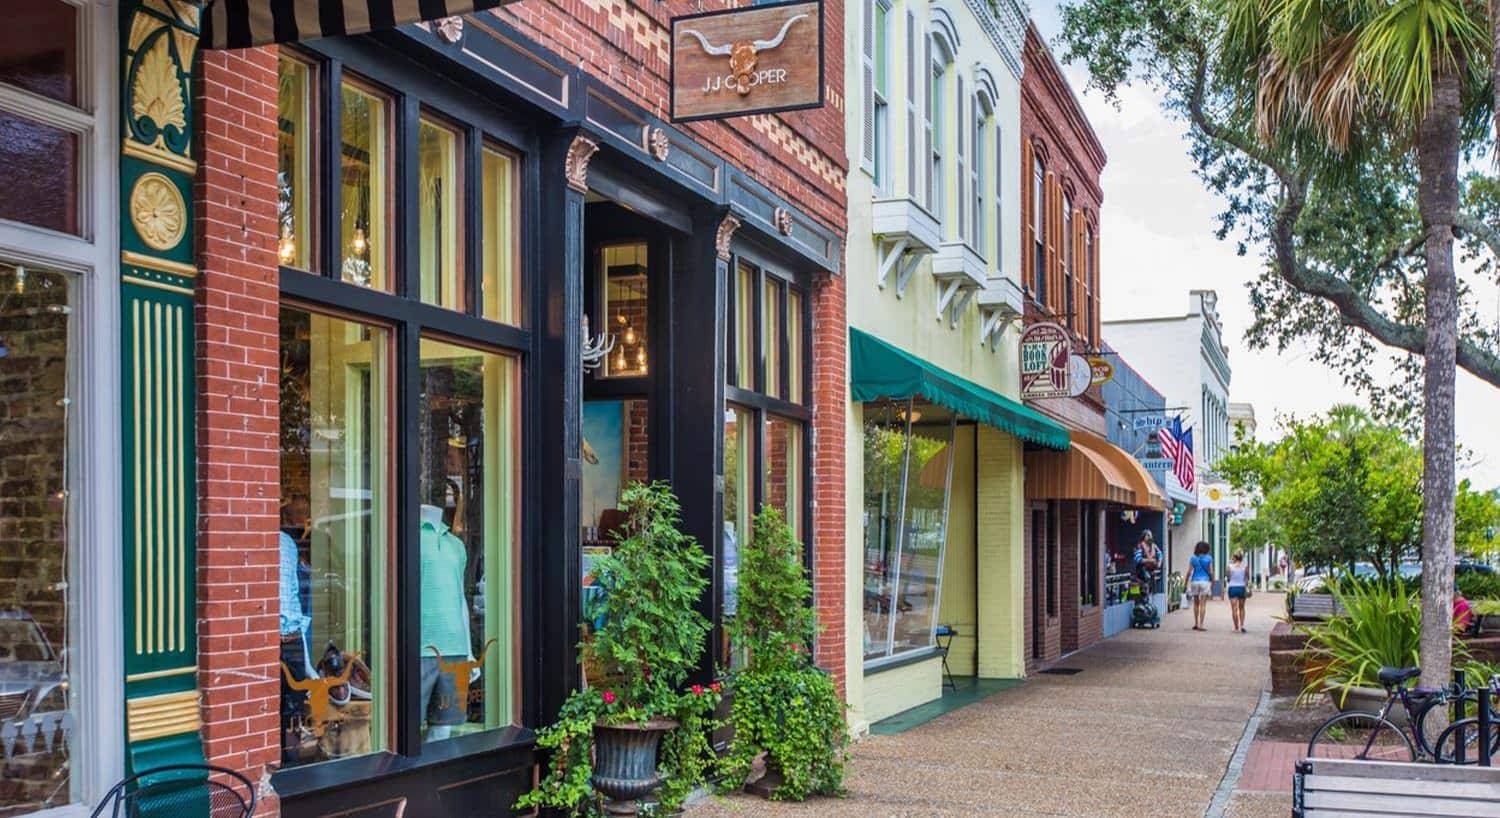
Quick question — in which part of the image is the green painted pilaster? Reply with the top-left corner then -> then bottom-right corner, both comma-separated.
119,0 -> 204,776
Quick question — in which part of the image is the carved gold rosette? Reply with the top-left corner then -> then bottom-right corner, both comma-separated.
130,172 -> 188,251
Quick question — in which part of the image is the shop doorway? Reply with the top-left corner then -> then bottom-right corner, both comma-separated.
1030,507 -> 1045,661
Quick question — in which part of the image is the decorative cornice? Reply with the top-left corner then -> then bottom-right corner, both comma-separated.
962,0 -> 1027,80
564,135 -> 599,193
122,250 -> 196,279
715,214 -> 742,262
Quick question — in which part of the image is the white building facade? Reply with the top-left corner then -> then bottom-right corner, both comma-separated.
1103,290 -> 1234,580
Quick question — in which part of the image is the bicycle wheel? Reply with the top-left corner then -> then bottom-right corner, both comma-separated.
1307,712 -> 1415,762
1433,718 -> 1500,765
1411,692 -> 1475,759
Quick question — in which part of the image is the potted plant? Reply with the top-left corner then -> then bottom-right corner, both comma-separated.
1298,578 -> 1466,723
718,508 -> 846,801
516,482 -> 718,816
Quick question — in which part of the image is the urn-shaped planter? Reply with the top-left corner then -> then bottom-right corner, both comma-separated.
592,719 -> 677,815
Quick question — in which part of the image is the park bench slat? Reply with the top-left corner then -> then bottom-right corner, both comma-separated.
1309,772 -> 1500,800
1304,787 -> 1500,817
1305,757 -> 1500,783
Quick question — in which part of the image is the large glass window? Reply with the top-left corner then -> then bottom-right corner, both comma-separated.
0,262 -> 77,812
762,278 -> 784,399
419,118 -> 463,311
862,401 -> 956,663
0,1 -> 82,236
481,146 -> 519,324
276,53 -> 529,778
1031,154 -> 1045,298
732,261 -> 755,388
1062,193 -> 1074,320
763,415 -> 803,537
871,0 -> 889,191
418,339 -> 518,741
278,306 -> 392,768
339,80 -> 390,290
277,55 -> 316,271
721,404 -> 753,666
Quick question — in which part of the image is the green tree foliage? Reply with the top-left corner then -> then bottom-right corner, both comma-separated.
1220,406 -> 1496,574
721,508 -> 847,801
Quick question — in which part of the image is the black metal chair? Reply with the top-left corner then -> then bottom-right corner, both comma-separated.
91,764 -> 256,818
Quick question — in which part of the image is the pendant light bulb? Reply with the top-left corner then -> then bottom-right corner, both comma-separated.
278,229 -> 297,265
623,326 -> 637,346
350,225 -> 368,257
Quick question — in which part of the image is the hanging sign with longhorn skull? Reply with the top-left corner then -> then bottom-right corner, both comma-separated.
670,0 -> 824,122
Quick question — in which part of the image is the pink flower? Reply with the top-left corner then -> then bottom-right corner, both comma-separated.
691,685 -> 704,696
602,691 -> 617,705
709,682 -> 722,693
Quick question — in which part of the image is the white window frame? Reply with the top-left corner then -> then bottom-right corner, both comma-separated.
971,93 -> 987,258
871,0 -> 891,193
1062,191 -> 1073,320
1030,154 -> 1045,298
0,2 -> 124,814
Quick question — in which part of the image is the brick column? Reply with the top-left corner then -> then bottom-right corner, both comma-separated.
196,46 -> 282,813
811,270 -> 847,696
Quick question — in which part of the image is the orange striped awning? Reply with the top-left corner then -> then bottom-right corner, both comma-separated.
1025,429 -> 1168,509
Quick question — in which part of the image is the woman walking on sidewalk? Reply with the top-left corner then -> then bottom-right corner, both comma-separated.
1225,552 -> 1249,633
1188,541 -> 1213,631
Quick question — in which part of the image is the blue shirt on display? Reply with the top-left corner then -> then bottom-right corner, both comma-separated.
278,531 -> 311,636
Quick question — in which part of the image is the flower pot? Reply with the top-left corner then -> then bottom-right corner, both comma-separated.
592,719 -> 677,815
1325,685 -> 1406,727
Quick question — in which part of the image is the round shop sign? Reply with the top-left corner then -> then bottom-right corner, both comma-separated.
1068,354 -> 1092,397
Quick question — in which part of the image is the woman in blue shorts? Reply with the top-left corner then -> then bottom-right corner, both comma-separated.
1226,551 -> 1249,633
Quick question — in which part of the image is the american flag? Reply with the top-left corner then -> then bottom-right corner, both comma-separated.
1158,416 -> 1196,493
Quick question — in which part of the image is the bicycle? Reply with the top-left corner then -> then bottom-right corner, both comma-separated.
1306,666 -> 1487,762
1431,675 -> 1500,765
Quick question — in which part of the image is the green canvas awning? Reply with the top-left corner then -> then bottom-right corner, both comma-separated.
850,327 -> 1070,450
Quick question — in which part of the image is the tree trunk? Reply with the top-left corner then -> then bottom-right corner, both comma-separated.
1416,70 -> 1461,693
1493,0 -> 1500,147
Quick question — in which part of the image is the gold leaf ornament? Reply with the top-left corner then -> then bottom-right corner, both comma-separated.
130,173 -> 187,251
132,35 -> 186,138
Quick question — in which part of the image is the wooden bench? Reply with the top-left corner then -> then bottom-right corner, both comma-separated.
1293,757 -> 1500,817
1289,593 -> 1344,620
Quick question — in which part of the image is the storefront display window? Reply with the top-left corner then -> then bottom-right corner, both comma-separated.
277,55 -> 315,271
862,401 -> 956,664
763,415 -> 802,537
418,339 -> 518,741
732,261 -> 755,389
278,306 -> 392,768
600,243 -> 649,377
0,262 -> 76,813
339,80 -> 389,290
721,405 -> 753,666
762,278 -> 783,399
786,290 -> 804,404
419,118 -> 462,311
481,146 -> 519,324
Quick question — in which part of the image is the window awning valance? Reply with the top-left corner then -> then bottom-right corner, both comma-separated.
202,0 -> 512,50
1024,429 -> 1167,509
849,327 -> 1069,451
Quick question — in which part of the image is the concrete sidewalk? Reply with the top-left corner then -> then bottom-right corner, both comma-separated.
689,593 -> 1279,817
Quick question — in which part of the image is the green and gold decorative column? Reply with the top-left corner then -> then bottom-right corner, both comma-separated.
119,0 -> 205,775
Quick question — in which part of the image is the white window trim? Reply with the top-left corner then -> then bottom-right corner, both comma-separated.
871,0 -> 891,194
0,2 -> 124,812
929,55 -> 945,223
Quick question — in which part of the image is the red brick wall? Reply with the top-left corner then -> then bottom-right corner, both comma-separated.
490,0 -> 847,235
196,46 -> 283,817
1020,22 -> 1105,348
1059,501 -> 1104,654
810,271 -> 846,694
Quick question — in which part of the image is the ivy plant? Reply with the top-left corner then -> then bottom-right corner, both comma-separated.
515,481 -> 718,816
719,507 -> 847,801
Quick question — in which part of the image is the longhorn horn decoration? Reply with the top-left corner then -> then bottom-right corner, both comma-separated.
679,27 -> 733,56
281,661 -> 314,691
751,13 -> 809,51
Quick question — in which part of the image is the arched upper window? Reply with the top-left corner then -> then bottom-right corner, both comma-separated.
1030,150 -> 1045,299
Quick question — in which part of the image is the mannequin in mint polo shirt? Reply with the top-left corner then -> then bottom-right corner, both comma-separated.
420,504 -> 474,739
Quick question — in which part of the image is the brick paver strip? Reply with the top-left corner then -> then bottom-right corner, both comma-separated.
687,594 -> 1279,817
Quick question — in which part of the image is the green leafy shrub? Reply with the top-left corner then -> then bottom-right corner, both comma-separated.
1472,599 -> 1500,616
516,482 -> 717,816
1299,580 -> 1469,705
719,508 -> 846,801
1458,572 -> 1500,601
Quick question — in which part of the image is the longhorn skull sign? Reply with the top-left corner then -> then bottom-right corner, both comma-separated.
679,13 -> 809,96
670,1 -> 824,121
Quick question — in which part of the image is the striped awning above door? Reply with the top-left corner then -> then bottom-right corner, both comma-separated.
203,0 -> 511,50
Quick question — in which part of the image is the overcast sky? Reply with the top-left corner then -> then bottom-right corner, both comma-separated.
1029,3 -> 1500,489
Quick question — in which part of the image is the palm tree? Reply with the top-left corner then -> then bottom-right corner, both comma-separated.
1221,0 -> 1489,691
